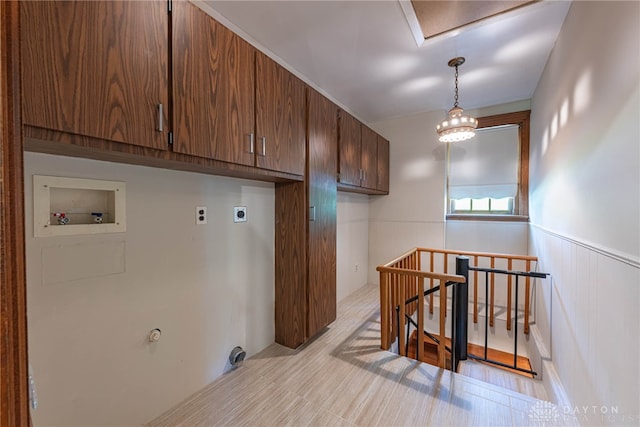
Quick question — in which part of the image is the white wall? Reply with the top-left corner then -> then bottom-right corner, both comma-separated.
445,221 -> 528,256
368,110 -> 448,283
336,193 -> 370,302
529,1 -> 640,421
25,152 -> 276,426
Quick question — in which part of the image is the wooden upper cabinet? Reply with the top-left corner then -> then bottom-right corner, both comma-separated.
360,125 -> 378,189
337,110 -> 361,186
255,52 -> 305,175
337,110 -> 390,194
172,1 -> 255,166
306,88 -> 337,338
20,1 -> 169,150
377,136 -> 390,193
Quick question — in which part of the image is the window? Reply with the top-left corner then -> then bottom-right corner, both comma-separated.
450,197 -> 513,214
446,111 -> 530,220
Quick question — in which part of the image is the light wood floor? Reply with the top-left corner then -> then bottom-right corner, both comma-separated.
147,284 -> 576,427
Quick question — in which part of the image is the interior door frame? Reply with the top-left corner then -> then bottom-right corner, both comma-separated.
0,1 -> 30,425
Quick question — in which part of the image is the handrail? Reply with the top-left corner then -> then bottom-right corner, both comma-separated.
376,266 -> 464,283
415,247 -> 538,262
470,267 -> 547,278
379,247 -> 424,268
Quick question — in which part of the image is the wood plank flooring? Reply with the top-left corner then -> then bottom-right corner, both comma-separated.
146,284 -> 577,427
458,360 -> 549,400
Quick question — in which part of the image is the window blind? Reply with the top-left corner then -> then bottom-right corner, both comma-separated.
448,125 -> 519,199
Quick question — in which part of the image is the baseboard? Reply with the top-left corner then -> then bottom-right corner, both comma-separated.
526,324 -> 571,407
541,360 -> 572,408
525,324 -> 550,379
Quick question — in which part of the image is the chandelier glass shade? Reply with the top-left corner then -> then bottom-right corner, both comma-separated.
437,57 -> 477,143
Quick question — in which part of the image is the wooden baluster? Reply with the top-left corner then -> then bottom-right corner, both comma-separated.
443,253 -> 448,318
388,271 -> 394,346
443,253 -> 448,274
507,258 -> 513,331
429,251 -> 434,314
402,258 -> 412,315
473,255 -> 478,324
417,276 -> 425,363
416,252 -> 422,325
490,257 -> 495,327
398,272 -> 406,356
407,259 -> 415,315
402,257 -> 416,316
410,251 -> 424,316
380,271 -> 389,349
525,260 -> 531,334
400,259 -> 406,313
391,271 -> 398,345
410,258 -> 417,314
438,279 -> 447,368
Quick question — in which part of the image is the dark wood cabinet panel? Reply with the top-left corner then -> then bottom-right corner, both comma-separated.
360,125 -> 378,189
377,136 -> 390,193
306,88 -> 337,338
275,181 -> 307,348
256,52 -> 306,175
337,110 -> 362,186
20,0 -> 169,150
172,1 -> 255,166
337,110 -> 389,194
274,88 -> 337,347
1,2 -> 30,422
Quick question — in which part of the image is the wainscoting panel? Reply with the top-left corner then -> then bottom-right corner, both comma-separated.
529,224 -> 639,420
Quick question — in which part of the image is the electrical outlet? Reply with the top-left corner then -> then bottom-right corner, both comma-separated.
196,206 -> 207,225
234,206 -> 247,223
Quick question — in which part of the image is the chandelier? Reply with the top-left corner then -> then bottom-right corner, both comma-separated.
436,57 -> 478,143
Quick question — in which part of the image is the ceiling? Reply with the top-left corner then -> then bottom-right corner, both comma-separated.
203,0 -> 571,124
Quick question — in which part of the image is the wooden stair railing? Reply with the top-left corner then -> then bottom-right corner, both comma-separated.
377,247 -> 540,370
377,248 -> 464,369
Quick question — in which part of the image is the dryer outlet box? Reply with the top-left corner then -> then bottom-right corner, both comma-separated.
233,206 -> 247,223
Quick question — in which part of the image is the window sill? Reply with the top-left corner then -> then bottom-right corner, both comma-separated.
446,214 -> 529,222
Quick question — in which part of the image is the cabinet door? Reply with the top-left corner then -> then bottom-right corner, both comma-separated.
360,125 -> 378,189
20,1 -> 169,150
377,136 -> 390,193
337,110 -> 361,186
256,53 -> 305,175
307,88 -> 337,338
172,1 -> 255,166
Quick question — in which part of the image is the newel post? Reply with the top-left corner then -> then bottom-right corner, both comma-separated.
454,256 -> 469,368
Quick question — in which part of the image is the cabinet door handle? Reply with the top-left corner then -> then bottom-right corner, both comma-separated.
249,133 -> 255,154
260,136 -> 266,157
157,103 -> 163,132
309,206 -> 316,221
